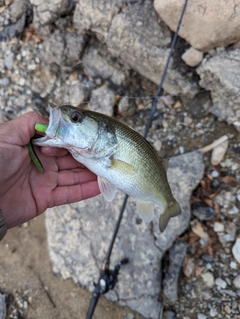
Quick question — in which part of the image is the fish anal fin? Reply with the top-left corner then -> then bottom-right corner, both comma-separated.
111,159 -> 137,176
162,157 -> 169,169
136,200 -> 155,223
159,199 -> 182,232
98,176 -> 118,202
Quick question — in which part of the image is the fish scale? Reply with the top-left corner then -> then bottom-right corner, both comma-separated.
33,104 -> 181,232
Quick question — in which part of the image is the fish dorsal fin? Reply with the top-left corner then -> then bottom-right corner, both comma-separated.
136,200 -> 155,223
111,159 -> 137,175
98,176 -> 118,202
162,157 -> 169,169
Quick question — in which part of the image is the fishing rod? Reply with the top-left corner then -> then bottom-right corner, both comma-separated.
85,1 -> 189,318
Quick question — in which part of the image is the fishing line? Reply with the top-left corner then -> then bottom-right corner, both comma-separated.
85,1 -> 189,318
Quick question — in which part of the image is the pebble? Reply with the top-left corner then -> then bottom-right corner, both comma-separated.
192,204 -> 216,221
224,305 -> 231,314
213,222 -> 224,232
181,47 -> 203,67
228,205 -> 239,215
210,307 -> 218,317
126,313 -> 134,319
4,52 -> 14,70
192,222 -> 207,238
233,275 -> 240,289
201,253 -> 213,262
232,238 -> 240,264
201,272 -> 214,288
211,170 -> 219,178
215,277 -> 227,289
1,77 -> 10,86
153,140 -> 162,151
211,139 -> 228,165
197,314 -> 206,319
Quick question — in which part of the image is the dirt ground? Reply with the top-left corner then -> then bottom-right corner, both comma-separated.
0,215 -> 144,319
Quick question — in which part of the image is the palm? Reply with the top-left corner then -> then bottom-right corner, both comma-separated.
0,112 -> 99,229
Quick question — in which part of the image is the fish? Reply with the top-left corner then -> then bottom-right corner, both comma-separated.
33,104 -> 181,232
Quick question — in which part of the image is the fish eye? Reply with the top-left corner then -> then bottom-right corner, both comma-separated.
70,111 -> 83,123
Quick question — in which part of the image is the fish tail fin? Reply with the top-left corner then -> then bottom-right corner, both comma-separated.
159,199 -> 181,232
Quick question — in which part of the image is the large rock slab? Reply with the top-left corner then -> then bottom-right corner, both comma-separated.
154,0 -> 240,52
197,49 -> 240,128
45,151 -> 204,319
73,0 -> 199,97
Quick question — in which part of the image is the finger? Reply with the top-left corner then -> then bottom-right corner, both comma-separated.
51,181 -> 100,207
57,169 -> 97,186
41,146 -> 69,157
55,154 -> 86,170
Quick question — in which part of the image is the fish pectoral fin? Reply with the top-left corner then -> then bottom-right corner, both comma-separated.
98,176 -> 118,202
111,159 -> 137,176
159,199 -> 182,232
136,200 -> 155,223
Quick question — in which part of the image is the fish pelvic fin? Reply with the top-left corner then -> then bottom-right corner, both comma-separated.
136,200 -> 155,223
98,176 -> 118,202
159,199 -> 182,232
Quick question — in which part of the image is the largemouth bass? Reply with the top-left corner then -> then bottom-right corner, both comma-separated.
33,104 -> 181,232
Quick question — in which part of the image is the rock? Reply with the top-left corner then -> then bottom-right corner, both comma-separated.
192,203 -> 215,221
74,0 -> 199,97
213,222 -> 224,233
201,272 -> 214,288
107,1 -> 198,97
30,0 -> 74,36
181,47 -> 203,67
192,222 -> 207,239
89,84 -> 115,116
68,82 -> 89,106
228,205 -> 239,215
233,275 -> 240,289
0,0 -> 27,41
183,258 -> 195,278
197,314 -> 206,319
215,277 -> 227,289
211,139 -> 228,166
82,46 -> 127,86
4,51 -> 14,70
197,49 -> 240,127
118,97 -> 136,117
154,0 -> 240,51
39,30 -> 87,72
51,80 -> 89,106
209,307 -> 218,317
180,91 -> 212,119
162,310 -> 176,319
153,140 -> 162,152
0,295 -> 6,319
163,240 -> 187,304
232,238 -> 240,264
45,151 -> 204,319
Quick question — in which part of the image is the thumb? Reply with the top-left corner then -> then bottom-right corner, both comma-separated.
0,112 -> 48,146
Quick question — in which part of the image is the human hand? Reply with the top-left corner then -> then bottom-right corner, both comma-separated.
0,112 -> 100,230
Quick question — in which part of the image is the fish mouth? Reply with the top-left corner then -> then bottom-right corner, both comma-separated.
33,104 -> 62,146
45,104 -> 61,138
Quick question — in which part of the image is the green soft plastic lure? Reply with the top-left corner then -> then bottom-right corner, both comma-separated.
27,122 -> 49,173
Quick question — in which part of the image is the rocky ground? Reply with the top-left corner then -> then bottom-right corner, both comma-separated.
0,1 -> 240,319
